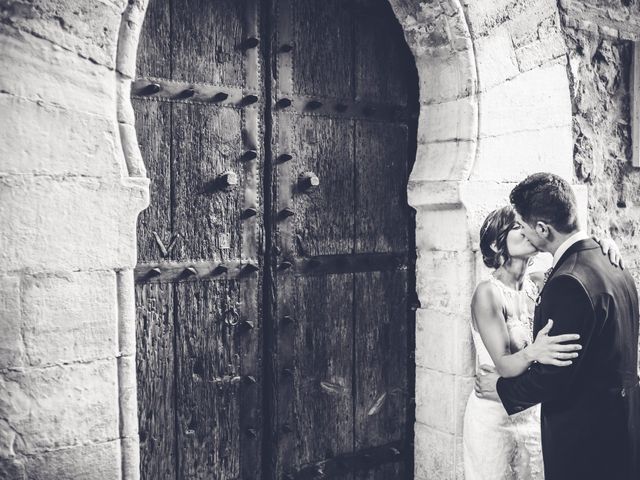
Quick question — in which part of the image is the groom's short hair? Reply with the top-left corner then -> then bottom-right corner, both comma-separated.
510,172 -> 579,233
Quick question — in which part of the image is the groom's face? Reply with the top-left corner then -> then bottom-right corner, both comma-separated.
514,211 -> 546,251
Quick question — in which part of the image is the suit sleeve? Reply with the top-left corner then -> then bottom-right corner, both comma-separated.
496,275 -> 596,415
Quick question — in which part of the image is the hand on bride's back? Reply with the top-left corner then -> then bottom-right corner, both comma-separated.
525,319 -> 581,367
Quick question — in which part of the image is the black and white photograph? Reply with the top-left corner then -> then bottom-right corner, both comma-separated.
1,0 -> 639,479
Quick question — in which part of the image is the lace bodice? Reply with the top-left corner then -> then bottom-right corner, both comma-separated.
471,275 -> 539,368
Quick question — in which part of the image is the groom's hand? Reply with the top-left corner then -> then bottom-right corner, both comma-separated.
474,364 -> 500,401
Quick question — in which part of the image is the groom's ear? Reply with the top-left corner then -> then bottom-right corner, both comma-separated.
535,221 -> 550,239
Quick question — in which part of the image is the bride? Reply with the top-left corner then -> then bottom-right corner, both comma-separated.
463,206 -> 621,479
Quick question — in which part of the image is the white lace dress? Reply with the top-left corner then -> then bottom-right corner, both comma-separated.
463,275 -> 544,480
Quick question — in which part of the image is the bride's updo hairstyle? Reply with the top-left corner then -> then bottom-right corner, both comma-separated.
479,206 -> 516,269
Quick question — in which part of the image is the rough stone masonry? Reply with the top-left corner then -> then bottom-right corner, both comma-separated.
0,0 -> 638,478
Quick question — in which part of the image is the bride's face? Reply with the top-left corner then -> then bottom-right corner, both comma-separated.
505,223 -> 538,259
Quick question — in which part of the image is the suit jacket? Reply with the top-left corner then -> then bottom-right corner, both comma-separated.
496,238 -> 640,480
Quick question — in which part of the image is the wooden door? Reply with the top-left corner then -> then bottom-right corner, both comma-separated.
267,1 -> 417,478
132,0 -> 417,478
133,1 -> 263,478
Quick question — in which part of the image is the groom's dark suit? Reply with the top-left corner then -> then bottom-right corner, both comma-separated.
497,238 -> 640,480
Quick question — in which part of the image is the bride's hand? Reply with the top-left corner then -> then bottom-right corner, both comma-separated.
593,236 -> 624,269
525,319 -> 581,367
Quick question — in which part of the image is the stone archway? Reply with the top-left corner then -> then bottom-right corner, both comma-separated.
383,1 -> 576,477
114,0 -> 575,478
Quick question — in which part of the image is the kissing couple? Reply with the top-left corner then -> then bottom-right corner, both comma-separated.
462,172 -> 640,480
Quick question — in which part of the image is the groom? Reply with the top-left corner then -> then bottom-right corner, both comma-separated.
476,173 -> 640,479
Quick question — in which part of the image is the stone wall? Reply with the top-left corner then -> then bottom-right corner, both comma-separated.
560,0 -> 640,285
0,0 -> 147,478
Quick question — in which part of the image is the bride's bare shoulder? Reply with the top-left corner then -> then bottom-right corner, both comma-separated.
471,279 -> 503,308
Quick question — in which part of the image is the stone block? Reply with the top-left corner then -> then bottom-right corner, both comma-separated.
507,3 -> 560,50
0,95 -> 121,178
415,367 -> 456,432
479,63 -> 571,138
514,32 -> 567,72
416,309 -> 455,371
418,96 -> 477,143
0,360 -> 119,453
417,49 -> 476,105
472,126 -> 574,182
415,207 -> 471,252
416,250 -> 475,315
24,440 -> 121,480
598,25 -> 619,39
411,140 -> 475,182
407,179 -> 462,210
474,26 -> 520,89
563,16 -> 579,29
0,275 -> 24,369
0,30 -> 115,117
465,0 -> 557,38
415,309 -> 475,376
22,271 -> 118,366
0,0 -> 122,69
577,19 -> 598,34
414,422 -> 455,480
464,0 -> 520,38
0,176 -> 146,271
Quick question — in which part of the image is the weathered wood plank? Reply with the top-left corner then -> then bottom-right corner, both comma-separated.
171,104 -> 244,262
288,440 -> 405,479
289,114 -> 355,256
354,270 -> 407,449
135,282 -> 176,480
238,276 -> 262,479
133,99 -> 172,263
175,279 -> 243,480
354,0 -> 411,106
171,0 -> 245,87
355,461 -> 405,480
136,0 -> 171,79
632,41 -> 640,168
355,121 -> 409,254
292,0 -> 353,98
282,274 -> 354,476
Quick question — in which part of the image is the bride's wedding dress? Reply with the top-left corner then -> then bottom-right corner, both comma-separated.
463,276 -> 545,480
